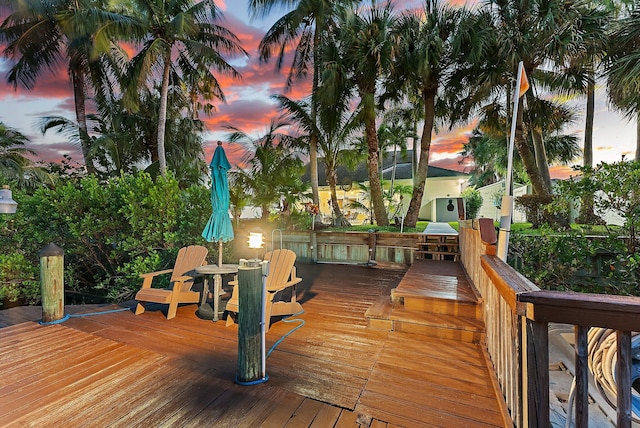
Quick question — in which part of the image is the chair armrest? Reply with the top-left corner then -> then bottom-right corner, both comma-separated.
268,275 -> 302,294
171,276 -> 193,291
139,269 -> 174,289
140,269 -> 173,278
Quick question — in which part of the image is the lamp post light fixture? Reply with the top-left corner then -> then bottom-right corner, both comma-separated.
0,185 -> 18,214
246,230 -> 265,266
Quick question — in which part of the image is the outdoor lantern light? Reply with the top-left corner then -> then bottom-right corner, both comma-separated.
0,186 -> 18,214
247,231 -> 264,250
246,230 -> 264,266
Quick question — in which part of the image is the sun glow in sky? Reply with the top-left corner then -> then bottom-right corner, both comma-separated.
0,0 -> 636,178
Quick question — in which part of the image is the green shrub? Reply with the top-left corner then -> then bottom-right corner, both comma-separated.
0,171 -> 215,304
461,188 -> 483,219
0,253 -> 39,307
510,232 -> 639,295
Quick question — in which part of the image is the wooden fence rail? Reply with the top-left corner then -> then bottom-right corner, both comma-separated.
459,220 -> 640,428
235,230 -> 420,267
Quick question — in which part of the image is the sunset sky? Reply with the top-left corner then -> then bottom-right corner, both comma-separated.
0,0 -> 636,178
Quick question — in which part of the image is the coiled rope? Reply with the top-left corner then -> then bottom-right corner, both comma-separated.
565,328 -> 640,427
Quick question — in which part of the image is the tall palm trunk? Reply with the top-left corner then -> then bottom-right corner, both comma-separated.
309,29 -> 321,206
326,162 -> 348,226
579,77 -> 597,223
636,114 -> 640,161
404,89 -> 435,227
531,127 -> 551,189
584,79 -> 595,167
71,68 -> 95,174
362,98 -> 388,226
514,97 -> 549,196
526,92 -> 552,191
157,50 -> 171,177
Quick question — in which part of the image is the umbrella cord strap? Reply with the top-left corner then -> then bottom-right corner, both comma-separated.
266,310 -> 305,358
39,308 -> 130,325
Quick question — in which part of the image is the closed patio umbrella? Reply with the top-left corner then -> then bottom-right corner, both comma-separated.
202,142 -> 234,267
199,142 -> 235,320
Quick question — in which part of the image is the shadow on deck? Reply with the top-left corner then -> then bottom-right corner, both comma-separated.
0,262 -> 509,427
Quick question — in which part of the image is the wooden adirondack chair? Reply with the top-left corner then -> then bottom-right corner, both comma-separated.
134,245 -> 208,320
225,248 -> 302,330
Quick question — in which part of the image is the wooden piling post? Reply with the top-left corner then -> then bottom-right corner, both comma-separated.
236,264 -> 264,384
40,243 -> 64,323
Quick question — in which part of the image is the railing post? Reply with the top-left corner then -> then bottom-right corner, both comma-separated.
574,326 -> 589,426
617,330 -> 632,428
523,317 -> 549,427
39,243 -> 64,323
310,231 -> 317,263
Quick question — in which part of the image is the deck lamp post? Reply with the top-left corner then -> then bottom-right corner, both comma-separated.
0,185 -> 18,214
236,230 -> 269,385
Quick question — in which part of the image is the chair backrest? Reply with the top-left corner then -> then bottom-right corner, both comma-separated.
264,249 -> 297,292
170,245 -> 208,291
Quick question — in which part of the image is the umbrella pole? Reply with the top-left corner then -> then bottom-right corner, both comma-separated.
218,240 -> 223,267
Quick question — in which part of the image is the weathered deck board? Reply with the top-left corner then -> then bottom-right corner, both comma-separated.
0,262 -> 508,427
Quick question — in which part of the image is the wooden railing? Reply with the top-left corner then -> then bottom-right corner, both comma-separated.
459,220 -> 640,428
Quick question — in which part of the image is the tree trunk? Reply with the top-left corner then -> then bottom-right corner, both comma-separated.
309,28 -> 321,206
515,97 -> 549,196
412,119 -> 418,183
531,127 -> 552,190
578,77 -> 597,223
584,79 -> 595,167
71,68 -> 95,174
404,90 -> 436,228
636,114 -> 640,161
157,51 -> 171,177
363,103 -> 388,226
526,92 -> 551,190
326,162 -> 349,226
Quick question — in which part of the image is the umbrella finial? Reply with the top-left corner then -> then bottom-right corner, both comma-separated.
217,140 -> 223,146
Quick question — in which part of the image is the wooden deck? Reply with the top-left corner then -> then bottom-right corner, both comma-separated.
0,262 -> 509,427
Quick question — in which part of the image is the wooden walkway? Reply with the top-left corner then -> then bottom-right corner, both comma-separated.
0,263 -> 509,427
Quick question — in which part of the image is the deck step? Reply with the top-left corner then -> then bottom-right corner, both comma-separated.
391,288 -> 483,320
365,298 -> 484,344
391,308 -> 484,344
366,259 -> 485,343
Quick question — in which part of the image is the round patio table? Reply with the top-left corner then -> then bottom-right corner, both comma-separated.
195,264 -> 239,322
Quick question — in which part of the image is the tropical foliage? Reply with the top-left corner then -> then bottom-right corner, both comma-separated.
0,172 -> 214,306
2,0 -> 640,308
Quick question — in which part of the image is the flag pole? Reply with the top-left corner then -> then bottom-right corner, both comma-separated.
497,61 -> 526,261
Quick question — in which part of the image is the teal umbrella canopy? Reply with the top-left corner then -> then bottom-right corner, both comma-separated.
202,143 -> 234,265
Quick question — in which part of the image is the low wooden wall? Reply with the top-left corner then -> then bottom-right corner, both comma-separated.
235,230 -> 421,267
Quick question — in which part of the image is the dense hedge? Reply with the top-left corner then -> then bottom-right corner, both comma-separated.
0,172 -> 223,306
509,232 -> 640,296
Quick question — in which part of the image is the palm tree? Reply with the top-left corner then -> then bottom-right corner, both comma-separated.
323,3 -> 397,226
40,84 -> 208,185
457,0 -> 596,198
274,93 -> 359,226
388,0 -> 471,228
249,0 -> 359,208
124,0 -> 246,176
227,120 -> 305,220
606,7 -> 640,160
0,0 -> 130,174
0,122 -> 50,188
461,100 -> 581,187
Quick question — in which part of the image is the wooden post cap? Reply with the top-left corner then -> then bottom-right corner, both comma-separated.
40,243 -> 64,257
